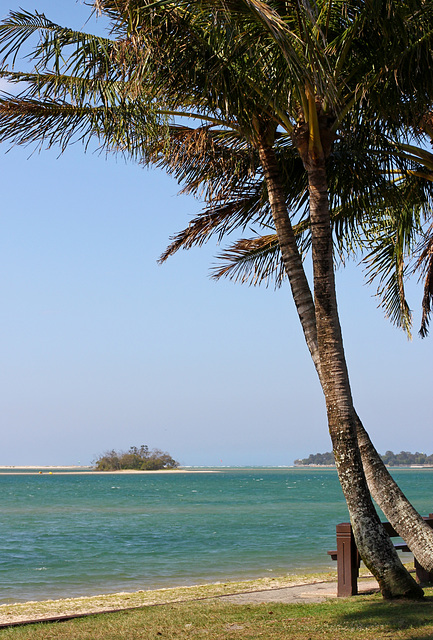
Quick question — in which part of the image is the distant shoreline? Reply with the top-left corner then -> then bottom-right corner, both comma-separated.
0,466 -> 89,470
294,464 -> 433,469
0,466 -> 216,475
1,464 -> 432,474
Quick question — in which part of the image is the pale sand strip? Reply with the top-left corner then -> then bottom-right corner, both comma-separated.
0,468 -> 217,475
0,572 -> 346,626
0,466 -> 87,470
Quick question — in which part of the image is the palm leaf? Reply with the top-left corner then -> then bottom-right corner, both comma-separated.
0,10 -> 114,75
414,224 -> 433,337
212,234 -> 284,287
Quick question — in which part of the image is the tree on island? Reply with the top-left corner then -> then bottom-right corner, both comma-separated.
381,451 -> 433,467
294,452 -> 335,466
295,451 -> 433,466
1,0 -> 433,597
93,445 -> 179,471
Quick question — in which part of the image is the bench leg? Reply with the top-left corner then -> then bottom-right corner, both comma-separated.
336,523 -> 359,596
414,558 -> 433,585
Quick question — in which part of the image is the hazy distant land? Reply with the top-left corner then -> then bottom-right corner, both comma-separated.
295,451 -> 433,467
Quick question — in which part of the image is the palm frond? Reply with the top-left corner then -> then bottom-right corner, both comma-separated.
414,224 -> 433,337
158,186 -> 271,263
0,94 -> 164,155
211,214 -> 313,289
0,69 -> 126,106
362,201 -> 425,338
212,234 -> 284,287
0,9 -> 114,76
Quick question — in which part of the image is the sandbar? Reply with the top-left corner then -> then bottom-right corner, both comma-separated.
0,466 -> 217,475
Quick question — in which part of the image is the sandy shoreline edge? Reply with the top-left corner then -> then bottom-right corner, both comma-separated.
0,467 -> 217,475
0,571 -> 342,626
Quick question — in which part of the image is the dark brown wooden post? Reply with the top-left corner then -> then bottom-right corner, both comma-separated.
414,558 -> 433,584
336,522 -> 359,596
415,515 -> 433,584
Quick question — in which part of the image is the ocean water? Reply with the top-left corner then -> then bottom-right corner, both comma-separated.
1,467 -> 432,604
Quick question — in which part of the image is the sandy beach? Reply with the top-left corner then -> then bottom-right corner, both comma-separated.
0,570 -> 381,627
0,467 -> 216,475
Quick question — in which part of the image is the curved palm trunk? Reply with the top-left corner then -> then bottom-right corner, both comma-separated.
306,157 -> 422,598
258,141 -> 423,598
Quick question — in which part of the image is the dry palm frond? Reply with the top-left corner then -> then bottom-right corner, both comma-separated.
0,94 -> 164,154
212,234 -> 283,287
159,186 -> 271,263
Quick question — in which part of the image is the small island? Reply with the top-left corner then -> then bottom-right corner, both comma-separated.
93,445 -> 179,471
294,452 -> 335,466
294,450 -> 433,467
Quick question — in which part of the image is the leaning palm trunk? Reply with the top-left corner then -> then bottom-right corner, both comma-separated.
306,156 -> 423,598
257,143 -> 320,371
258,136 -> 433,575
356,419 -> 433,572
258,140 -> 423,598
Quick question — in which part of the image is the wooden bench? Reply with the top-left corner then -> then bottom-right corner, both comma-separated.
328,514 -> 433,596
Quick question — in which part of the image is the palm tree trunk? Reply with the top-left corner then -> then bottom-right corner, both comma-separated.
356,418 -> 433,572
305,156 -> 422,598
258,140 -> 423,598
259,138 -> 433,576
257,143 -> 320,373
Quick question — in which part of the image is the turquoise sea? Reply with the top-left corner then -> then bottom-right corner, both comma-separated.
1,467 -> 432,604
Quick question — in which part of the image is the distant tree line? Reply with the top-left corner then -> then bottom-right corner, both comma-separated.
294,452 -> 335,466
93,445 -> 179,471
380,451 -> 433,466
295,451 -> 433,466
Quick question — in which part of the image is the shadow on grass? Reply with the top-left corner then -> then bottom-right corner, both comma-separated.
335,593 -> 433,637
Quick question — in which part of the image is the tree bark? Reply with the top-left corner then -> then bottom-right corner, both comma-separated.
257,143 -> 320,374
258,136 -> 433,576
356,418 -> 433,572
306,156 -> 422,598
258,140 -> 423,598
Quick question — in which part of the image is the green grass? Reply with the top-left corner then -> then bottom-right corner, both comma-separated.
0,571 -> 339,624
1,589 -> 433,639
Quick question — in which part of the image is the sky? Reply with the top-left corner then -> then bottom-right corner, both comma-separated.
0,1 -> 431,467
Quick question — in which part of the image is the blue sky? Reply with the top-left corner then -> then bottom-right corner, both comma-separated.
0,1 -> 431,466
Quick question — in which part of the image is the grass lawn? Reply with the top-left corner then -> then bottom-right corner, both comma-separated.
1,589 -> 433,639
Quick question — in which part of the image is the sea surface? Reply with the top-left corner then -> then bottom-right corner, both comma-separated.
1,467 -> 432,604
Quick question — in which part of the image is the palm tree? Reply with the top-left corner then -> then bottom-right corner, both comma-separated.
148,0 -> 426,596
0,0 -> 431,596
158,125 -> 433,578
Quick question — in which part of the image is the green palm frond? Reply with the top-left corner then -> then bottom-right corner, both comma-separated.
414,224 -> 433,337
0,9 -> 115,76
395,142 -> 433,174
363,233 -> 413,337
362,199 -> 425,338
0,69 -> 126,106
